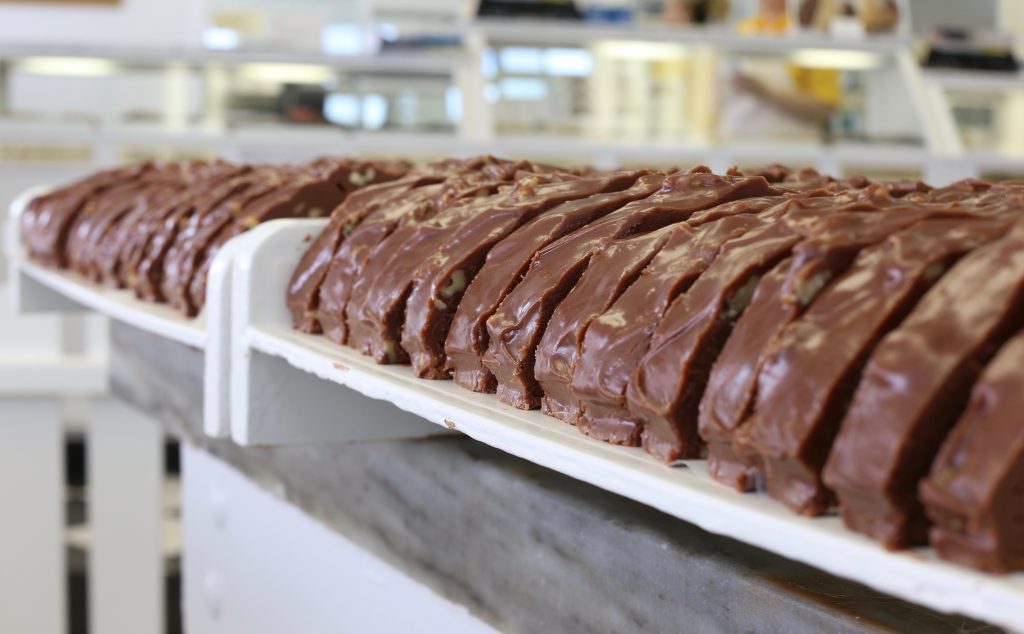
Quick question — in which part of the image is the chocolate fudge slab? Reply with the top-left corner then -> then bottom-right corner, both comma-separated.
624,211 -> 807,462
920,328 -> 1024,573
444,177 -> 666,392
128,167 -> 258,301
183,169 -> 360,315
286,166 -> 457,334
484,169 -> 778,410
570,198 -> 791,446
65,178 -> 164,279
162,166 -> 303,314
698,188 -> 1016,493
699,256 -> 792,489
401,170 -> 651,379
100,161 -> 240,289
535,224 -> 676,422
68,166 -> 193,283
318,158 -> 530,348
734,216 -> 1018,516
21,163 -> 154,267
824,216 -> 1024,548
344,169 -> 643,366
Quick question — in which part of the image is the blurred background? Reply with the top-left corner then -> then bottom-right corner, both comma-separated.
2,1 -> 1024,632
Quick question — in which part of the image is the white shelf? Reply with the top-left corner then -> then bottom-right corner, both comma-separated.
923,68 -> 1024,94
0,355 -> 107,397
222,218 -> 1024,633
6,186 -> 210,349
472,19 -> 911,54
0,42 -> 462,75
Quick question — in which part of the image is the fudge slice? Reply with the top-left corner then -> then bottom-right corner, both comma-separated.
535,223 -> 677,421
444,177 -> 666,392
734,215 -> 1017,515
65,177 -> 167,279
161,166 -> 294,313
484,169 -> 778,410
346,169 -> 638,365
183,159 -> 407,314
698,186 -> 1018,492
401,170 -> 651,379
66,164 -> 193,282
99,161 -> 238,288
21,162 -> 154,267
824,216 -> 1024,547
318,158 -> 532,347
569,197 -> 793,445
128,166 -> 258,301
287,162 -> 462,333
624,204 -> 820,462
920,328 -> 1024,573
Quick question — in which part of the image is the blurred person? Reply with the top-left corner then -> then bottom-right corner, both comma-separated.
799,0 -> 900,33
717,0 -> 840,141
663,0 -> 731,26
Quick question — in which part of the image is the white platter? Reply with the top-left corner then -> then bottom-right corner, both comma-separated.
6,185 -> 222,350
224,219 -> 1024,632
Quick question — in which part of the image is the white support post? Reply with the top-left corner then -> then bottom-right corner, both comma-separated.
0,399 -> 65,634
88,399 -> 165,634
456,29 -> 494,142
897,50 -> 963,158
181,446 -> 491,634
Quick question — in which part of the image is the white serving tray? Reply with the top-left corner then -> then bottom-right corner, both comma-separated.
223,219 -> 1024,632
6,186 -> 239,434
6,185 -> 207,348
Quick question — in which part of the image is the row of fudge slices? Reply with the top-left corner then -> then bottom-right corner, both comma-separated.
287,157 -> 1024,574
20,156 -> 412,316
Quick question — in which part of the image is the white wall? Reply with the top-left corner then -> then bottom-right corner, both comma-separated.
0,0 -> 207,49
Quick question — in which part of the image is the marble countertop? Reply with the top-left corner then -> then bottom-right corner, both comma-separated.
109,322 -> 1000,633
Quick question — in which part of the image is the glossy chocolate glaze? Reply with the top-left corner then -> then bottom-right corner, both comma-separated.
444,177 -> 666,392
825,215 -> 1024,548
733,212 -> 1021,516
484,169 -> 778,410
401,170 -> 650,380
319,158 -> 532,349
570,197 -> 792,446
920,326 -> 1024,573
